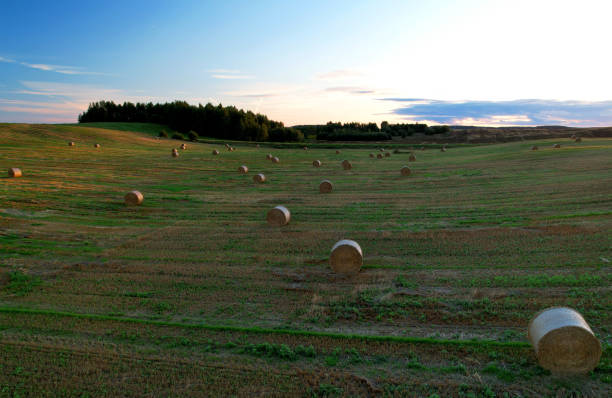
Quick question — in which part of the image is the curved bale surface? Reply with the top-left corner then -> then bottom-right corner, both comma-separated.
330,239 -> 363,275
172,149 -> 179,157
408,154 -> 416,162
180,143 -> 187,150
272,156 -> 280,164
253,173 -> 266,183
319,179 -> 333,193
212,149 -> 220,155
94,143 -> 100,148
238,165 -> 248,174
8,168 -> 22,178
528,307 -> 602,374
266,154 -> 273,160
68,141 -> 75,146
312,160 -> 322,167
400,166 -> 411,176
441,146 -> 447,152
267,205 -> 290,226
124,191 -> 144,206
341,160 -> 352,170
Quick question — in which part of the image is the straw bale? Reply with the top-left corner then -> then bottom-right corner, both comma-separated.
238,165 -> 248,174
8,168 -> 22,178
441,146 -> 447,152
319,179 -> 333,193
341,160 -> 352,170
266,154 -> 273,160
313,160 -> 322,167
408,153 -> 416,162
528,307 -> 601,374
212,149 -> 220,155
272,156 -> 280,163
94,143 -> 100,148
124,190 -> 144,206
553,144 -> 561,149
172,149 -> 179,157
180,143 -> 187,150
376,153 -> 383,159
400,166 -> 411,176
303,146 -> 308,150
531,145 -> 539,150
330,239 -> 363,275
267,205 -> 290,226
253,173 -> 266,183
68,141 -> 75,146
369,153 -> 374,158
384,152 -> 391,157
575,137 -> 582,143
335,150 -> 341,154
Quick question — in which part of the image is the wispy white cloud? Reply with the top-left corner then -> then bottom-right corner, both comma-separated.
325,86 -> 376,95
0,55 -> 107,75
211,74 -> 253,80
316,69 -> 363,80
0,56 -> 16,63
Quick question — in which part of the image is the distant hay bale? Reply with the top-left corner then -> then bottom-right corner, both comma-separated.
68,141 -> 75,146
212,149 -> 220,155
256,144 -> 260,148
228,146 -> 235,151
441,146 -> 447,152
225,143 -> 230,148
376,153 -> 383,159
172,149 -> 179,157
238,165 -> 248,174
379,148 -> 385,152
570,135 -> 576,140
319,179 -> 333,193
400,166 -> 411,176
8,168 -> 22,178
335,150 -> 341,154
393,148 -> 400,154
330,239 -> 363,275
341,160 -> 352,170
553,143 -> 561,149
384,152 -> 391,157
575,137 -> 582,143
124,190 -> 144,206
303,146 -> 308,150
531,145 -> 539,150
528,307 -> 601,374
408,153 -> 416,162
253,173 -> 266,183
180,143 -> 187,150
369,153 -> 374,158
272,156 -> 280,163
421,146 -> 426,151
266,154 -> 273,160
313,160 -> 322,167
94,143 -> 100,148
267,205 -> 290,226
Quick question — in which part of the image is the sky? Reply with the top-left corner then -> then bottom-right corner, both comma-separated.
1,0 -> 612,127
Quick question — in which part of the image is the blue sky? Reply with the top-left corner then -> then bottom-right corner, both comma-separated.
1,0 -> 612,126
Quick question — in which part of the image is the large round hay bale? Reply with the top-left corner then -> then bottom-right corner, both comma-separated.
379,148 -> 385,152
528,307 -> 601,374
341,160 -> 352,170
369,153 -> 374,158
376,153 -> 383,159
319,179 -> 333,193
272,156 -> 280,163
238,165 -> 248,174
313,160 -> 322,167
575,137 -> 582,143
266,153 -> 273,160
303,146 -> 308,150
400,166 -> 411,176
553,143 -> 561,149
335,150 -> 341,155
384,152 -> 391,157
172,149 -> 179,157
212,149 -> 219,155
253,173 -> 266,183
68,141 -> 75,146
94,143 -> 100,148
267,205 -> 290,226
441,146 -> 447,152
330,240 -> 362,275
180,143 -> 187,150
531,145 -> 539,151
124,190 -> 144,206
408,153 -> 416,162
8,168 -> 22,178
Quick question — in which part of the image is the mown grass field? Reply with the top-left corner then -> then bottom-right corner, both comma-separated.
1,122 -> 611,397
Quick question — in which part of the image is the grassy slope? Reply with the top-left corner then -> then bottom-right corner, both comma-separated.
0,123 -> 611,397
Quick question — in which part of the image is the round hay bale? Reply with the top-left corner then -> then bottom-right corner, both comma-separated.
256,144 -> 260,148
180,143 -> 187,150
68,141 -> 75,146
253,173 -> 266,183
267,205 -> 290,226
441,146 -> 447,152
553,143 -> 561,149
379,148 -> 385,152
124,190 -> 144,206
400,166 -> 411,176
8,168 -> 22,178
528,307 -> 601,374
319,179 -> 333,193
94,143 -> 100,148
341,160 -> 352,170
313,160 -> 322,167
303,146 -> 308,150
575,137 -> 582,143
272,156 -> 280,163
172,149 -> 179,157
225,143 -> 230,148
335,150 -> 341,155
570,135 -> 576,140
266,153 -> 273,160
212,149 -> 219,155
393,148 -> 400,154
369,153 -> 374,158
376,153 -> 383,159
238,165 -> 248,174
421,146 -> 425,151
384,152 -> 391,157
531,145 -> 539,151
330,239 -> 362,275
408,154 -> 416,162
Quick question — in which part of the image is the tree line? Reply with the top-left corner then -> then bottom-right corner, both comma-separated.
78,100 -> 304,142
295,121 -> 451,141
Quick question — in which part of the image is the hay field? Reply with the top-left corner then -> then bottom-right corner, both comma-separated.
1,123 -> 611,397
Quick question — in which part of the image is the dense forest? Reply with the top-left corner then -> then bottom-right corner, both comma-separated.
78,101 -> 303,142
295,121 -> 451,140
